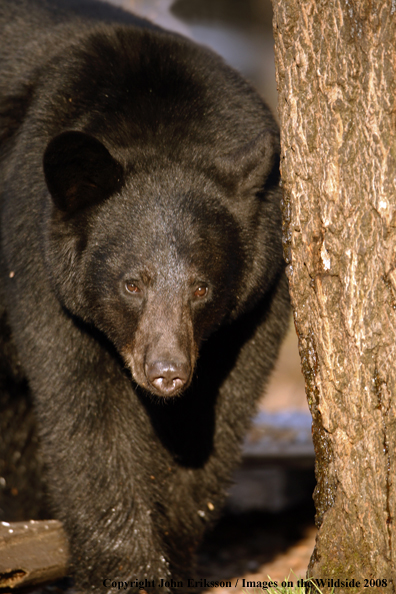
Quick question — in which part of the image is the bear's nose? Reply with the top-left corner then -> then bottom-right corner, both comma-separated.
145,360 -> 190,396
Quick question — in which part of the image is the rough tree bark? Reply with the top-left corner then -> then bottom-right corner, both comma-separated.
272,2 -> 396,592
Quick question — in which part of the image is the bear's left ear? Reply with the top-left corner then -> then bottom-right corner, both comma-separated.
43,131 -> 124,214
217,129 -> 280,196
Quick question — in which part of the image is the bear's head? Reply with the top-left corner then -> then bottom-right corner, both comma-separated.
42,129 -> 280,397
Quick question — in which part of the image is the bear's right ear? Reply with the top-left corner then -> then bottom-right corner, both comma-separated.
43,131 -> 124,214
215,129 -> 280,197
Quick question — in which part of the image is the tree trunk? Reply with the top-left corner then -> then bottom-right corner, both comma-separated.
272,1 -> 396,592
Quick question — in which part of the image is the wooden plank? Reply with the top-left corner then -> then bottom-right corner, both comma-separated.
0,519 -> 69,589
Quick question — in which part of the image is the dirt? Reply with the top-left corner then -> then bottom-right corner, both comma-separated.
198,502 -> 316,592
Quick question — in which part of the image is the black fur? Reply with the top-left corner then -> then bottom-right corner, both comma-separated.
0,0 -> 290,591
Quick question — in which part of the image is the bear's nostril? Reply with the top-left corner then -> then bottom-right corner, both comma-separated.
152,376 -> 184,393
145,360 -> 189,396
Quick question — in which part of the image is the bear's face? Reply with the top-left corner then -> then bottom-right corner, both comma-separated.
43,132 -> 246,397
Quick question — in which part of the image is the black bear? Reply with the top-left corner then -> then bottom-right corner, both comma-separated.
0,0 -> 290,591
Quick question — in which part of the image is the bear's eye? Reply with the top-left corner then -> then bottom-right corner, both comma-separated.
125,281 -> 140,294
194,285 -> 208,298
